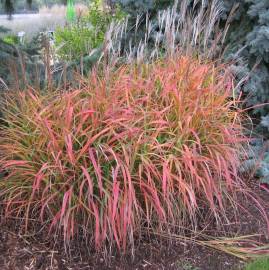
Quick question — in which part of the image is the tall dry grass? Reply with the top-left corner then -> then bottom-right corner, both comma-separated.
0,4 -> 88,40
103,0 -> 229,66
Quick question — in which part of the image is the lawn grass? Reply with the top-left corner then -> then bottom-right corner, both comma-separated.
245,257 -> 269,270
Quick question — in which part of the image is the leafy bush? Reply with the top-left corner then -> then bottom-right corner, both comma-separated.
3,35 -> 20,45
55,0 -> 125,61
3,34 -> 19,45
55,23 -> 96,61
0,55 -> 253,252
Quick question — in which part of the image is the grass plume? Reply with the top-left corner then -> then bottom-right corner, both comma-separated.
0,55 -> 261,254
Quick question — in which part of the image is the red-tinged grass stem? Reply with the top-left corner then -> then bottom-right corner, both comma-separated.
0,55 -> 267,254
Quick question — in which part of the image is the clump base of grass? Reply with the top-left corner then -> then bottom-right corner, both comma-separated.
0,55 -> 267,256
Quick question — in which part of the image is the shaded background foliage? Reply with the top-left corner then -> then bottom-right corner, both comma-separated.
1,0 -> 34,16
220,0 -> 269,183
112,0 -> 173,16
222,0 -> 269,133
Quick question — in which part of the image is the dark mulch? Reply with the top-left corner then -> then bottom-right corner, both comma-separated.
0,182 -> 268,270
0,228 -> 243,270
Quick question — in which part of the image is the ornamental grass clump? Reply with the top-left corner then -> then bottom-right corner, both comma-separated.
0,55 -> 254,252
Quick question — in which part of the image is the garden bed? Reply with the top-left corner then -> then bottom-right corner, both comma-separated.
0,181 -> 267,270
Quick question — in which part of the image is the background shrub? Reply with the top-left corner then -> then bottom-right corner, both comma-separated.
2,34 -> 19,45
221,0 -> 269,133
54,0 -> 125,61
112,0 -> 173,17
219,0 -> 269,183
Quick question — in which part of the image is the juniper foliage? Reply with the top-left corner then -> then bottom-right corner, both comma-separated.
221,0 -> 269,183
112,0 -> 173,16
222,0 -> 269,133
